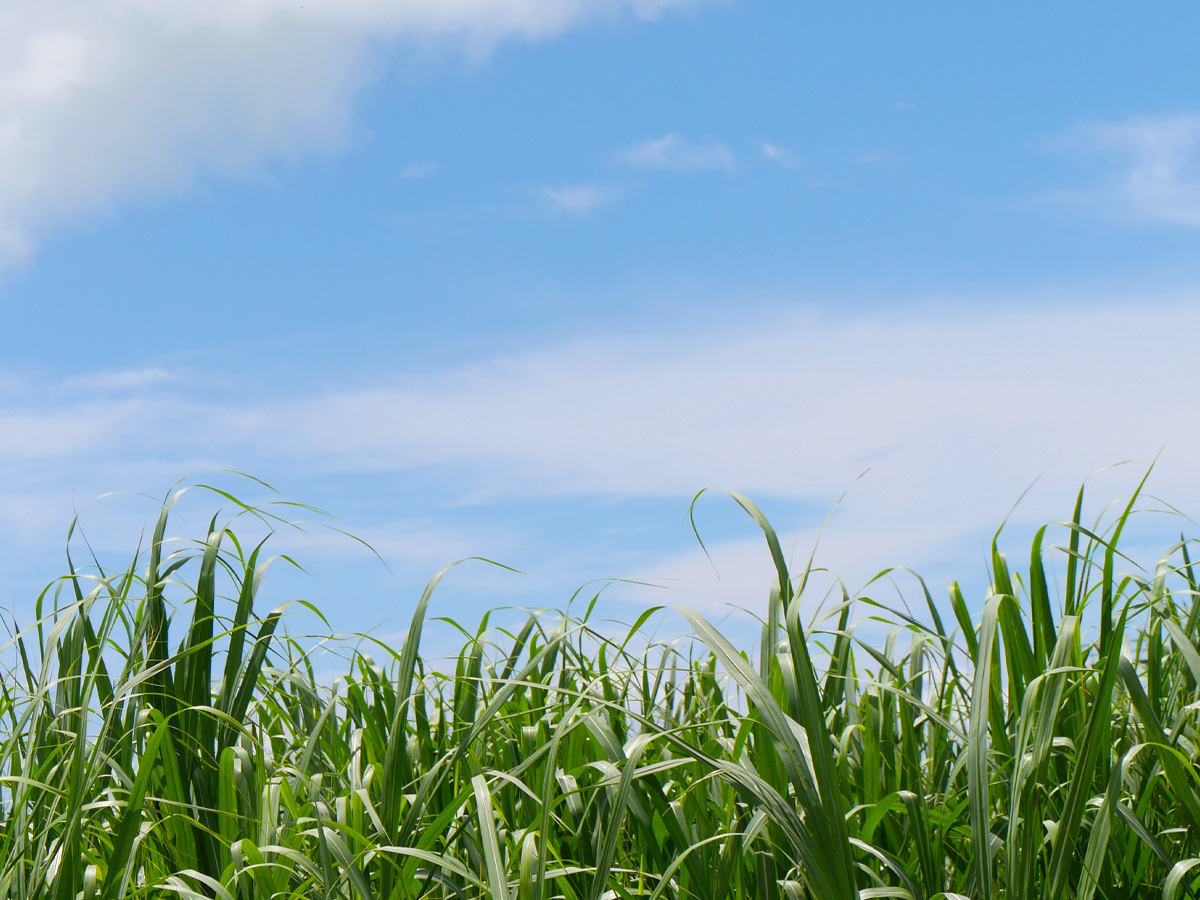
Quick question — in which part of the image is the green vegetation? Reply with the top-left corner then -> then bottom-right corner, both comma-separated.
4,479 -> 1200,899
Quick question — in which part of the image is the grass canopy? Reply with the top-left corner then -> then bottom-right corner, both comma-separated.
0,478 -> 1197,899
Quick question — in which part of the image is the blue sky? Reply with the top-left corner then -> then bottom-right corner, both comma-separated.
2,1 -> 1200,642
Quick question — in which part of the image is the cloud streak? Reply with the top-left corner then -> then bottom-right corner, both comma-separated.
618,134 -> 736,173
60,367 -> 177,392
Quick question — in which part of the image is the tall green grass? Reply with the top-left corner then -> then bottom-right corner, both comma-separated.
1,480 -> 1200,898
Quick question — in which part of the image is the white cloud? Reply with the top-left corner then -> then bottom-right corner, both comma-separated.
239,300 -> 1174,508
0,0 -> 700,270
618,134 -> 736,173
544,183 -> 609,213
1056,112 -> 1200,226
0,400 -> 149,464
399,161 -> 439,180
3,291 -> 1198,537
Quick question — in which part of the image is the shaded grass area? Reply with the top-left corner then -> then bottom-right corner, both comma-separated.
3,479 -> 1200,899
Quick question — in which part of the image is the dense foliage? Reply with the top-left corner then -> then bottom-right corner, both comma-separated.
3,480 -> 1200,899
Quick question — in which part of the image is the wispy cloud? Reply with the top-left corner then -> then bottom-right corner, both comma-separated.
399,161 -> 439,180
0,0 -> 704,272
618,134 -> 736,173
3,291 -> 1196,534
758,141 -> 803,168
1055,112 -> 1200,226
543,184 -> 610,213
60,367 -> 177,392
